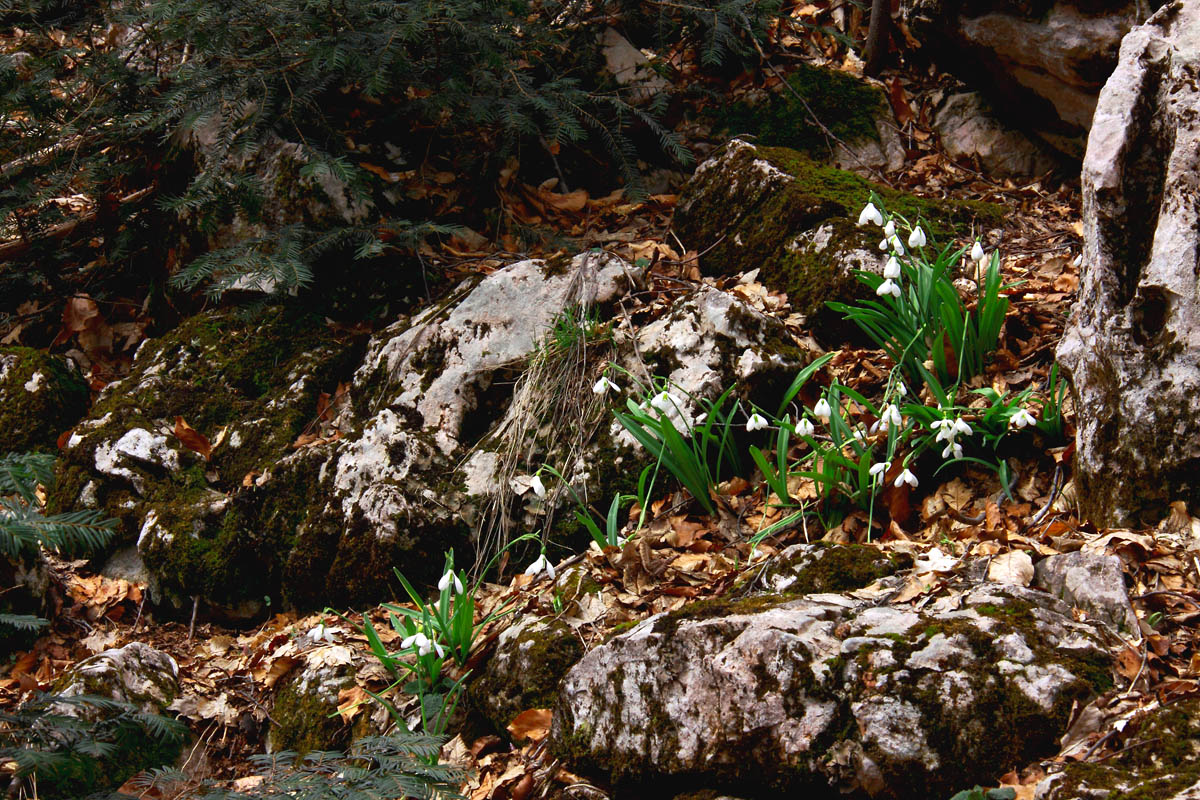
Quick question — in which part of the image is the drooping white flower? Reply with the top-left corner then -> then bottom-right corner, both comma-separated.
970,241 -> 986,262
883,219 -> 896,237
1009,408 -> 1037,429
401,632 -> 430,652
797,417 -> 815,437
935,426 -> 956,444
530,474 -> 547,499
857,202 -> 884,227
894,468 -> 919,489
438,570 -> 464,595
593,376 -> 619,395
879,237 -> 890,252
883,256 -> 901,280
524,553 -> 556,581
876,278 -> 901,298
853,430 -> 865,442
930,418 -> 954,432
308,622 -> 337,644
952,417 -> 973,438
889,236 -> 906,257
942,441 -> 964,459
896,381 -> 907,397
813,398 -> 832,424
869,461 -> 891,483
650,390 -> 681,415
882,404 -> 902,428
746,412 -> 769,432
908,226 -> 927,249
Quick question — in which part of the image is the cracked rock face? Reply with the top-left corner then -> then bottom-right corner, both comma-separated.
54,641 -> 179,714
1057,0 -> 1200,526
551,583 -> 1114,798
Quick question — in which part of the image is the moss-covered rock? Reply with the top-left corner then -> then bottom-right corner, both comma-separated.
267,644 -> 357,754
672,139 -> 1003,340
1036,697 -> 1200,800
716,63 -> 903,174
44,642 -> 183,798
551,582 -> 1115,798
0,347 -> 88,453
470,616 -> 584,734
743,542 -> 913,596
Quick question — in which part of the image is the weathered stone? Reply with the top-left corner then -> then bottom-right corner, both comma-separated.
471,616 -> 584,733
54,641 -> 179,712
747,542 -> 910,596
0,346 -> 88,452
933,91 -> 1061,177
1034,550 -> 1138,634
551,583 -> 1114,797
1035,697 -> 1200,799
1057,0 -> 1200,526
908,0 -> 1150,157
671,139 -> 1000,337
267,643 -> 357,754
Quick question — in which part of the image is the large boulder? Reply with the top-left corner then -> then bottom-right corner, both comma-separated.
671,139 -> 1001,337
551,583 -> 1115,798
907,0 -> 1151,158
1057,0 -> 1200,527
933,91 -> 1061,177
0,347 -> 88,452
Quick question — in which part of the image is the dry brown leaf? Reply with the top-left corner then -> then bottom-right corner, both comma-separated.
337,685 -> 370,723
987,550 -> 1034,586
174,416 -> 212,460
506,708 -> 552,742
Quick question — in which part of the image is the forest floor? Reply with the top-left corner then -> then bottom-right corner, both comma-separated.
5,8 -> 1200,800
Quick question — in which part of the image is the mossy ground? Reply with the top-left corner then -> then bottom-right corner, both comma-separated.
270,670 -> 351,755
716,63 -> 886,157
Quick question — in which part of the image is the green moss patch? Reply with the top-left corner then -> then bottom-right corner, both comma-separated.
471,617 -> 584,733
716,64 -> 886,157
0,347 -> 89,453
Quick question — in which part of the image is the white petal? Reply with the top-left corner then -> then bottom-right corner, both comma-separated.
884,220 -> 896,237
907,226 -> 926,248
438,572 -> 452,592
890,236 -> 905,257
857,202 -> 883,227
883,256 -> 901,280
797,418 -> 814,437
813,399 -> 832,423
530,474 -> 546,499
971,241 -> 986,262
879,238 -> 890,251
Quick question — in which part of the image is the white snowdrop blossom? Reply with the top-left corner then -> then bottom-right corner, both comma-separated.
882,404 -> 902,428
879,237 -> 890,252
883,220 -> 896,237
1009,408 -> 1037,429
942,441 -> 964,459
650,390 -> 681,414
593,376 -> 619,395
869,461 -> 891,483
952,417 -> 973,438
895,468 -> 919,489
883,256 -> 901,280
908,226 -> 927,248
746,412 -> 769,432
308,623 -> 336,644
890,236 -> 906,256
797,417 -> 815,437
524,553 -> 556,581
813,398 -> 832,424
853,430 -> 865,442
402,632 -> 441,657
529,474 -> 547,499
970,241 -> 986,262
857,202 -> 884,227
896,381 -> 908,397
876,278 -> 901,298
438,570 -> 464,595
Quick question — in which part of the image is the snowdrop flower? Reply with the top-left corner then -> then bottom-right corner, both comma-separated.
593,376 -> 619,395
524,553 -> 556,582
930,418 -> 954,432
746,412 -> 769,432
797,417 -> 815,437
438,569 -> 464,595
876,278 -> 901,298
308,622 -> 336,645
908,226 -> 927,249
883,256 -> 901,280
530,473 -> 547,499
1009,408 -> 1037,429
857,202 -> 884,227
813,398 -> 832,424
401,632 -> 430,653
868,460 -> 891,483
853,430 -> 865,442
879,237 -> 890,252
942,441 -> 964,459
894,468 -> 918,489
650,390 -> 681,415
952,417 -> 973,438
889,236 -> 906,256
970,241 -> 986,262
882,404 -> 902,428
934,426 -> 956,444
895,381 -> 907,397
868,420 -> 881,435
883,219 -> 896,237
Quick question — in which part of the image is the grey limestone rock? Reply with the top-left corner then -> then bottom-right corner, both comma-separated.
551,583 -> 1115,798
1034,550 -> 1139,634
1057,0 -> 1200,526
